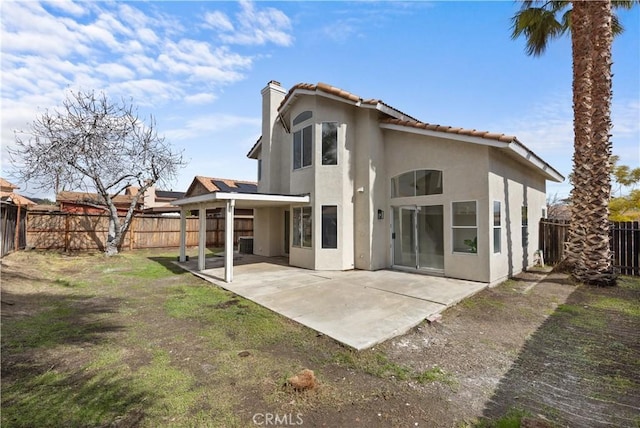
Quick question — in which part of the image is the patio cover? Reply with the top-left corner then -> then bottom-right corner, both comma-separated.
172,192 -> 310,282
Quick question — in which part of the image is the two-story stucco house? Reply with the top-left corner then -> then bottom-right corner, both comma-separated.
242,80 -> 563,284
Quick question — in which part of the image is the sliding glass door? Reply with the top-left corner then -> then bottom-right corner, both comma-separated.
392,205 -> 444,271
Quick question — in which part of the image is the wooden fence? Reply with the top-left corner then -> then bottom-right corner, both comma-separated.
539,219 -> 639,276
26,212 -> 253,252
1,202 -> 27,257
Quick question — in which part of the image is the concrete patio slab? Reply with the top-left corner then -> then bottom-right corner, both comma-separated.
175,255 -> 487,350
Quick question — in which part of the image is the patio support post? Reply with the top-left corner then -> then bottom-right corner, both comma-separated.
224,199 -> 235,282
179,208 -> 187,262
198,206 -> 206,271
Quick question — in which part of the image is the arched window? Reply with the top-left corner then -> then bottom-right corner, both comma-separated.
391,170 -> 443,198
292,111 -> 312,126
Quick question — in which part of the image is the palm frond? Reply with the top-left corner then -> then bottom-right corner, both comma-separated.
511,7 -> 568,56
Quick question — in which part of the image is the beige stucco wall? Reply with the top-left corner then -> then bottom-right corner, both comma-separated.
383,131 -> 492,282
253,207 -> 285,257
488,149 -> 547,284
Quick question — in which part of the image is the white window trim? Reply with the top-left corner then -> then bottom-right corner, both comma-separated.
321,121 -> 339,166
292,206 -> 313,248
321,205 -> 338,249
451,200 -> 478,255
292,119 -> 313,171
493,200 -> 502,254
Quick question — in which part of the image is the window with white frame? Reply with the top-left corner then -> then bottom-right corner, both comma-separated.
493,201 -> 501,254
292,206 -> 312,248
293,110 -> 312,126
322,122 -> 338,165
293,125 -> 312,170
391,170 -> 443,198
452,201 -> 477,254
321,205 -> 338,248
522,205 -> 528,247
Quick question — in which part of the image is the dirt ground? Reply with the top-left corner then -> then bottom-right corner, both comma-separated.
2,250 -> 638,427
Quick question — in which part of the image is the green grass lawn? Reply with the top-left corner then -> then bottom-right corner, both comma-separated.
1,249 -> 441,427
2,249 -> 638,427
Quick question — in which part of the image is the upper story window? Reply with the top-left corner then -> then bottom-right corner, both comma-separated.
292,111 -> 313,171
322,122 -> 338,165
293,125 -> 312,170
293,111 -> 312,126
391,170 -> 443,198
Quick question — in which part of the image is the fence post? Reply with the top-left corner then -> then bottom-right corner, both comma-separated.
130,215 -> 135,251
13,203 -> 21,252
64,213 -> 70,252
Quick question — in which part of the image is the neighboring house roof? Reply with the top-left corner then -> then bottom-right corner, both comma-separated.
156,190 -> 185,199
247,81 -> 564,182
0,178 -> 19,192
57,191 -> 138,206
185,176 -> 258,198
0,192 -> 36,206
0,178 -> 36,206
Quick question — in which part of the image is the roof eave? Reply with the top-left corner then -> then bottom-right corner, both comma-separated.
247,140 -> 261,159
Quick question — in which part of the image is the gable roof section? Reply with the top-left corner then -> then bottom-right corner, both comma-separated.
247,82 -> 418,158
278,82 -> 419,122
185,176 -> 258,198
380,118 -> 564,182
0,192 -> 36,206
0,178 -> 19,191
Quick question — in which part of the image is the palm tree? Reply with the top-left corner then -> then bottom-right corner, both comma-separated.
511,0 -> 636,285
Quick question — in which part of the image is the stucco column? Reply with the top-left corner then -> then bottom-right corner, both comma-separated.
224,199 -> 235,282
198,206 -> 206,271
179,208 -> 187,262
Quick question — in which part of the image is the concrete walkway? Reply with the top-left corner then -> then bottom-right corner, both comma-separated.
175,254 -> 487,350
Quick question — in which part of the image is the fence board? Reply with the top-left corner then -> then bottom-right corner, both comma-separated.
26,212 -> 253,252
1,202 -> 27,257
539,219 -> 639,276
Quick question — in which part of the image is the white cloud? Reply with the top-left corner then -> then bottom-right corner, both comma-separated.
1,0 -> 292,144
47,0 -> 86,17
164,114 -> 260,141
491,92 -> 640,189
184,93 -> 218,105
204,11 -> 234,32
217,0 -> 293,46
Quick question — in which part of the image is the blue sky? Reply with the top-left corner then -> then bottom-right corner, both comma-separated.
2,0 -> 639,200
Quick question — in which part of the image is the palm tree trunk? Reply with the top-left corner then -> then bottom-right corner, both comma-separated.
575,0 -> 615,285
566,0 -> 593,272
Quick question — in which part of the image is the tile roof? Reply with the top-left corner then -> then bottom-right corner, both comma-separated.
247,81 -> 562,181
278,82 -> 419,121
380,118 -> 517,144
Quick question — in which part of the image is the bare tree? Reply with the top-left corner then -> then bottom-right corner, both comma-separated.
546,192 -> 570,220
10,90 -> 186,256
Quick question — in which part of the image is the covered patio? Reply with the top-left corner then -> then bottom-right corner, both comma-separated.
174,254 -> 487,350
172,191 -> 309,282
